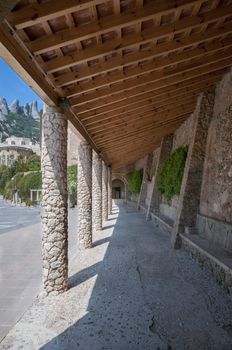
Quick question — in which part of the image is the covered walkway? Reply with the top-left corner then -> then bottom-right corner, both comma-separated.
1,204 -> 232,350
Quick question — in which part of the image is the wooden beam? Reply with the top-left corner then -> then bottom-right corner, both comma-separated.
85,97 -> 196,130
76,76 -> 218,120
0,0 -> 18,23
101,119 -> 185,157
93,108 -> 193,145
64,107 -> 104,159
28,1 -> 208,55
56,35 -> 232,88
64,48 -> 232,97
70,58 -> 231,104
94,116 -> 190,148
73,71 -> 223,113
8,0 -> 106,29
0,22 -> 103,160
43,16 -> 232,74
0,23 -> 58,106
79,87 -> 202,123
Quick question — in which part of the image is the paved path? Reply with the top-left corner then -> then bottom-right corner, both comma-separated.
1,203 -> 232,350
0,200 -> 77,342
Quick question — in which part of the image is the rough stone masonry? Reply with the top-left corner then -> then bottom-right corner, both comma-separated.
41,106 -> 68,296
77,141 -> 92,249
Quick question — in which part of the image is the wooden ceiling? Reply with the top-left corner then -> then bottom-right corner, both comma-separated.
1,0 -> 232,169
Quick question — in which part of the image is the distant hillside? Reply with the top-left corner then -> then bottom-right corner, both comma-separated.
0,98 -> 41,142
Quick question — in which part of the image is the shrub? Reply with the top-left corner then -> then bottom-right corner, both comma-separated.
12,154 -> 40,173
4,171 -> 42,203
127,169 -> 143,194
68,165 -> 77,195
0,165 -> 12,194
157,146 -> 188,202
68,164 -> 77,207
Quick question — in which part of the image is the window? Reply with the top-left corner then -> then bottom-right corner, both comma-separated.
21,141 -> 25,145
11,141 -> 15,145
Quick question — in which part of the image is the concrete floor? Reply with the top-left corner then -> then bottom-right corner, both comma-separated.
1,204 -> 232,350
0,200 -> 77,342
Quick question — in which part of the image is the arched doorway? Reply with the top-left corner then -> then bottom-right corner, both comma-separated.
112,179 -> 125,199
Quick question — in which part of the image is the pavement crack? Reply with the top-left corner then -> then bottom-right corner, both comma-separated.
149,315 -> 173,350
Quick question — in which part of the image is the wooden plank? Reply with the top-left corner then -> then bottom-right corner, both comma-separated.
8,0 -> 106,29
80,89 -> 200,123
85,97 -> 196,130
28,1 -> 207,55
76,76 -> 218,119
71,58 -> 232,103
73,71 -> 223,112
43,14 -> 232,74
64,46 -> 232,96
56,32 -> 232,87
92,113 -> 192,145
100,117 -> 186,154
92,105 -> 194,143
0,23 -> 58,106
93,108 -> 193,144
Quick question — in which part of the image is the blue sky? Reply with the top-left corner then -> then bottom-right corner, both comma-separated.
0,58 -> 43,110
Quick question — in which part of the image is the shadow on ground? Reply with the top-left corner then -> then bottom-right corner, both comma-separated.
39,204 -> 232,350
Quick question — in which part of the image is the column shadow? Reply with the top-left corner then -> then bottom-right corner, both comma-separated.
39,205 -> 160,350
39,205 -> 232,350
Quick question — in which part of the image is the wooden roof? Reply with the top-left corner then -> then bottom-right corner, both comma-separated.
1,0 -> 232,169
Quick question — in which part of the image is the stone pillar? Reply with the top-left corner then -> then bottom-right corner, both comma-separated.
172,89 -> 215,248
0,0 -> 18,23
92,151 -> 102,233
77,141 -> 92,249
108,166 -> 112,215
41,105 -> 68,296
146,134 -> 173,220
137,153 -> 153,210
102,162 -> 108,222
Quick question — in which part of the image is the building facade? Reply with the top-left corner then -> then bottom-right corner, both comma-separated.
0,136 -> 40,165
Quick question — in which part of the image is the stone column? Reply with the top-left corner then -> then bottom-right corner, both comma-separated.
77,141 -> 92,249
146,134 -> 173,220
137,153 -> 153,210
102,162 -> 108,222
108,166 -> 112,215
0,0 -> 18,23
172,89 -> 215,248
41,105 -> 68,296
92,151 -> 102,233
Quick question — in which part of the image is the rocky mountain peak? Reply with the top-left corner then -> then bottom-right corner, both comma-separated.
0,97 -> 8,114
9,99 -> 20,114
30,101 -> 40,120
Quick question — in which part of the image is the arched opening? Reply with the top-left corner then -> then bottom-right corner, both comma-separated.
112,179 -> 125,199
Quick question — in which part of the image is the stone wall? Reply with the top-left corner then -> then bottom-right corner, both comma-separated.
145,148 -> 160,207
158,116 -> 194,222
172,114 -> 194,152
213,67 -> 232,117
200,70 -> 232,224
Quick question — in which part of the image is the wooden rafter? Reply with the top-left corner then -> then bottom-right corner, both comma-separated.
2,0 -> 232,168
